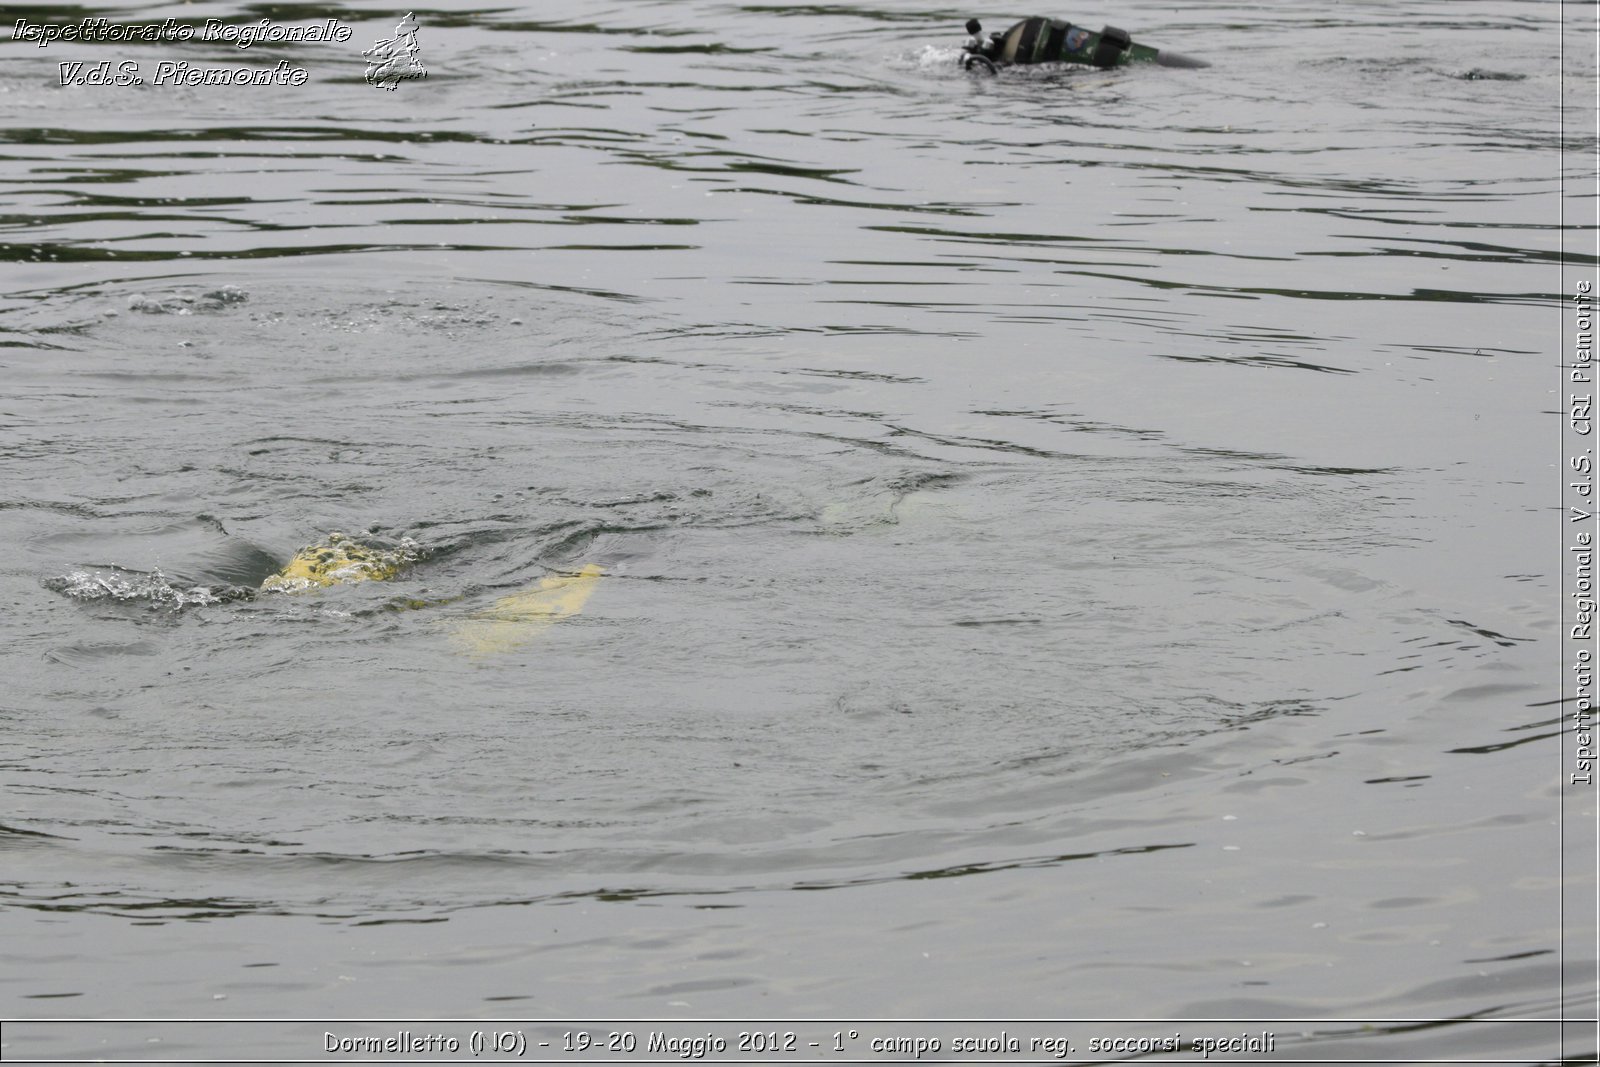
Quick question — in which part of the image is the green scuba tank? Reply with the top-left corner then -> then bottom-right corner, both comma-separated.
989,16 -> 1206,69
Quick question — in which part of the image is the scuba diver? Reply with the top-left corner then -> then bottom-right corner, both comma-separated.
961,16 -> 1209,73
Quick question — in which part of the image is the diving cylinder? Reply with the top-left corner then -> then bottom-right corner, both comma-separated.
995,17 -> 1158,68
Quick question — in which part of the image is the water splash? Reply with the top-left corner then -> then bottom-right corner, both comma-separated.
43,567 -> 230,608
908,44 -> 963,72
125,286 -> 249,315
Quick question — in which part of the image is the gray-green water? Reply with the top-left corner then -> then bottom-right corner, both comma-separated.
1,0 -> 1594,1061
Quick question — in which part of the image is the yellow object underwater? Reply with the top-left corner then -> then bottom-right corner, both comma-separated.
260,532 -> 415,593
449,564 -> 604,657
260,533 -> 601,656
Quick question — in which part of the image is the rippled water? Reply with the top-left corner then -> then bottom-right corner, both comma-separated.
1,0 -> 1594,1059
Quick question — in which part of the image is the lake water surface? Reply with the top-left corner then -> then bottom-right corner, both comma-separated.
0,0 -> 1594,1061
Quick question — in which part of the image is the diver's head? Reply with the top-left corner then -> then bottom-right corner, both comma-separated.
963,17 -> 1001,58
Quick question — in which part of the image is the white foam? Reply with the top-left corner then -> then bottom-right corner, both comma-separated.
47,568 -> 223,608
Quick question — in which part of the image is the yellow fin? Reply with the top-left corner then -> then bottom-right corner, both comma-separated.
450,564 -> 603,656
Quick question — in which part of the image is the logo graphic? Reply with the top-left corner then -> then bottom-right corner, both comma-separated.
1065,27 -> 1090,52
363,12 -> 427,90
